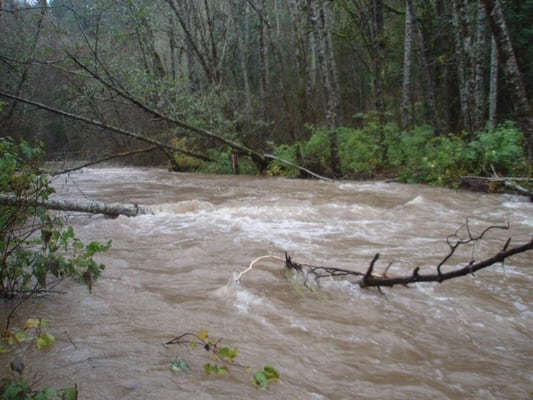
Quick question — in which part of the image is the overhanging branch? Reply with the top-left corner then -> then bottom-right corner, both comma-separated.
0,90 -> 213,162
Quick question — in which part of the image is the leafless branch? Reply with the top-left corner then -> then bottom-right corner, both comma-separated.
279,223 -> 532,290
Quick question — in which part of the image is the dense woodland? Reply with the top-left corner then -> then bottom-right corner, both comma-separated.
0,0 -> 532,183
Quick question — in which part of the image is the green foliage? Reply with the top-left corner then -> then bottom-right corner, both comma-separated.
474,122 -> 528,176
265,143 -> 301,178
267,119 -> 529,186
2,319 -> 55,353
165,330 -> 280,390
169,359 -> 190,373
0,360 -> 78,400
0,137 -> 111,299
1,319 -> 79,399
253,365 -> 280,390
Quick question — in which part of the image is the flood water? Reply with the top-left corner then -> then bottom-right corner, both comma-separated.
1,167 -> 532,399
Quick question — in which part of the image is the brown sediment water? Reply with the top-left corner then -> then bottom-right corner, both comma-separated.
1,167 -> 531,399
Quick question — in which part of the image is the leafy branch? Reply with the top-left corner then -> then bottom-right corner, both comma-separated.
163,330 -> 280,390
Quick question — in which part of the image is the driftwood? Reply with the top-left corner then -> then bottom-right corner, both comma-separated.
0,193 -> 153,217
237,222 -> 533,290
459,175 -> 533,199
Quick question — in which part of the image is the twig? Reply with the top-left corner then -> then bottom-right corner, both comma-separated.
234,255 -> 285,282
64,331 -> 78,349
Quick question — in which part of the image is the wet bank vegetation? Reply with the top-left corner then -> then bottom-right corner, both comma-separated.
0,0 -> 532,195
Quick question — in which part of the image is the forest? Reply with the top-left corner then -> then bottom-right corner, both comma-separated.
0,0 -> 532,184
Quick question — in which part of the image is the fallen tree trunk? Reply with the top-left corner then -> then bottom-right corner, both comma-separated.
0,91 -> 331,179
0,194 -> 153,217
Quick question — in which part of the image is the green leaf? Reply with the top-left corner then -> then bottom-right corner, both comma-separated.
253,371 -> 269,390
39,387 -> 60,399
15,330 -> 27,344
203,363 -> 212,375
263,365 -> 280,381
216,365 -> 228,375
36,332 -> 55,349
62,386 -> 79,400
218,346 -> 238,362
170,359 -> 190,372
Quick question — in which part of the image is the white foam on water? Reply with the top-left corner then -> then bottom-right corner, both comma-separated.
152,199 -> 215,215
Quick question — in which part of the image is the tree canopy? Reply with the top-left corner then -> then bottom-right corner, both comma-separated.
0,0 -> 531,179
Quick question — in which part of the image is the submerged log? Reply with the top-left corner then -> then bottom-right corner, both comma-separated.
0,194 -> 153,217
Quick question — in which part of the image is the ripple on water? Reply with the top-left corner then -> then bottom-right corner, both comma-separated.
22,168 -> 532,400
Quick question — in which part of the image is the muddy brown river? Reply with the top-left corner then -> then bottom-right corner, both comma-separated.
1,167 -> 532,399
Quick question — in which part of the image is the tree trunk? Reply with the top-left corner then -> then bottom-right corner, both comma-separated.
0,194 -> 153,217
371,0 -> 386,125
307,1 -> 341,177
250,0 -> 270,124
407,0 -> 441,136
488,35 -> 498,129
236,3 -> 252,118
0,0 -> 47,130
401,0 -> 413,132
473,0 -> 488,131
480,0 -> 533,160
451,0 -> 474,132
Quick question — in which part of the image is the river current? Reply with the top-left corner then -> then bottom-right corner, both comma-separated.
1,167 -> 532,399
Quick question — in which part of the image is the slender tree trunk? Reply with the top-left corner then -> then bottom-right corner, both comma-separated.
262,2 -> 298,142
451,0 -> 474,132
236,3 -> 252,118
401,0 -> 414,131
289,0 -> 311,125
488,35 -> 498,129
473,0 -> 488,131
371,0 -> 385,124
321,5 -> 343,128
257,0 -> 270,122
1,0 -> 47,130
307,1 -> 341,177
480,0 -> 533,160
167,13 -> 178,84
407,0 -> 441,136
164,0 -> 225,86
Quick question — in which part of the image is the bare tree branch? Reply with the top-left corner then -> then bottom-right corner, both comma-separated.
50,145 -> 159,176
0,90 -> 213,162
64,51 -> 266,164
270,223 -> 533,290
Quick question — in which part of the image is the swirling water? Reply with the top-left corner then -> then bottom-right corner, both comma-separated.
1,167 -> 532,399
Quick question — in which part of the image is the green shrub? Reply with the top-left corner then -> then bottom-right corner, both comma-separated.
258,116 -> 529,186
266,143 -> 301,177
340,124 -> 393,177
475,122 -> 529,176
0,137 -> 110,300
